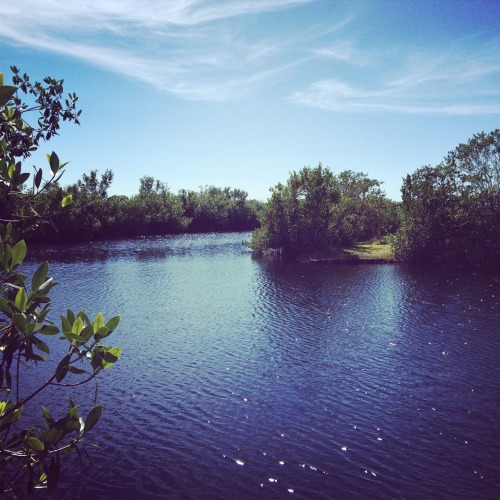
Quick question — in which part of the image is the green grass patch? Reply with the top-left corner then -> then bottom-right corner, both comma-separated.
344,239 -> 395,260
305,237 -> 396,263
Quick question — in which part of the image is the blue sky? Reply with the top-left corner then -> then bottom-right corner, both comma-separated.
1,0 -> 499,201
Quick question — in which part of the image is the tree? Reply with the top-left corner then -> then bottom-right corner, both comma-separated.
252,165 -> 339,256
329,170 -> 397,245
251,165 -> 395,256
47,170 -> 116,241
180,186 -> 259,232
131,176 -> 189,235
392,130 -> 500,267
0,66 -> 80,163
78,169 -> 114,198
0,68 -> 121,496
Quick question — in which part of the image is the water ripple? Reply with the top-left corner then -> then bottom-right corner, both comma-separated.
22,234 -> 500,499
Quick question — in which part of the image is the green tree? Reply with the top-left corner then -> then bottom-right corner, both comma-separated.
393,129 -> 500,267
329,170 -> 397,245
130,176 -> 189,235
78,169 -> 114,198
55,169 -> 116,241
252,165 -> 339,256
251,165 -> 394,256
179,186 -> 259,232
0,68 -> 121,496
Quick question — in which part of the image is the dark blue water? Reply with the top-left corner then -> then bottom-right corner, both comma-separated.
23,232 -> 499,499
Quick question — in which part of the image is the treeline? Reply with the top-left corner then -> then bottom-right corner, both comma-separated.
19,127 -> 499,268
252,129 -> 499,269
28,174 -> 262,243
251,166 -> 399,256
392,129 -> 499,268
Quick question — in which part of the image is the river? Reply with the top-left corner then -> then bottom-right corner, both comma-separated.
22,232 -> 499,499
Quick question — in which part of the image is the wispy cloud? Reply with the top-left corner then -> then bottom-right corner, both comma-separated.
311,41 -> 368,66
2,0 -> 312,29
1,0 -> 314,100
2,1 -> 499,114
291,43 -> 500,115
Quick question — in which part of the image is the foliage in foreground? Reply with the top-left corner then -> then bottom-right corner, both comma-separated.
251,164 -> 398,257
0,68 -> 121,496
393,129 -> 500,268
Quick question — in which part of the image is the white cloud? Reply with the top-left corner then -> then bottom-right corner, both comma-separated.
290,44 -> 500,115
2,0 -> 312,29
1,0 -> 315,101
2,0 -> 499,114
312,41 -> 367,66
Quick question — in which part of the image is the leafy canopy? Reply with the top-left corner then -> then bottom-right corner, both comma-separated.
0,67 -> 121,497
393,129 -> 500,267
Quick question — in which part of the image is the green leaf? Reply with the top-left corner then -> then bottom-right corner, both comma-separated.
32,336 -> 49,353
12,313 -> 27,332
0,297 -> 13,316
25,322 -> 43,335
16,172 -> 30,186
84,404 -> 103,434
67,309 -> 75,324
34,168 -> 43,189
62,330 -> 84,343
49,151 -> 60,175
80,325 -> 94,342
40,325 -> 59,335
0,405 -> 23,430
14,287 -> 27,312
11,240 -> 27,267
94,326 -> 110,341
105,316 -> 120,333
77,310 -> 91,326
31,261 -> 49,292
69,405 -> 79,419
61,194 -> 73,208
7,164 -> 15,181
55,354 -> 70,382
42,406 -> 54,428
72,316 -> 84,335
27,436 -> 44,452
61,315 -> 72,333
102,347 -> 122,369
93,312 -> 104,333
67,366 -> 87,375
0,85 -> 16,106
31,353 -> 47,362
2,245 -> 12,272
38,277 -> 55,292
44,427 -> 63,445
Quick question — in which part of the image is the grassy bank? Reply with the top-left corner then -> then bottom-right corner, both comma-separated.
305,238 -> 397,263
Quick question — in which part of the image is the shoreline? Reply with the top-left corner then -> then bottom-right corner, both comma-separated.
301,240 -> 398,264
306,256 -> 399,264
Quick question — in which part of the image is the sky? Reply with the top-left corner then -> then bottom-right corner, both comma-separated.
1,0 -> 499,201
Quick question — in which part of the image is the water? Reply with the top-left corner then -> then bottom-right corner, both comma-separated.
21,232 -> 499,498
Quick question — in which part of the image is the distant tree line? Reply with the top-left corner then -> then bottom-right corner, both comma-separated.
16,122 -> 498,268
250,165 -> 398,257
27,175 -> 262,243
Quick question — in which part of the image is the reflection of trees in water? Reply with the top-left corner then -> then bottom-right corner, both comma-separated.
25,232 -> 251,264
26,243 -> 111,263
